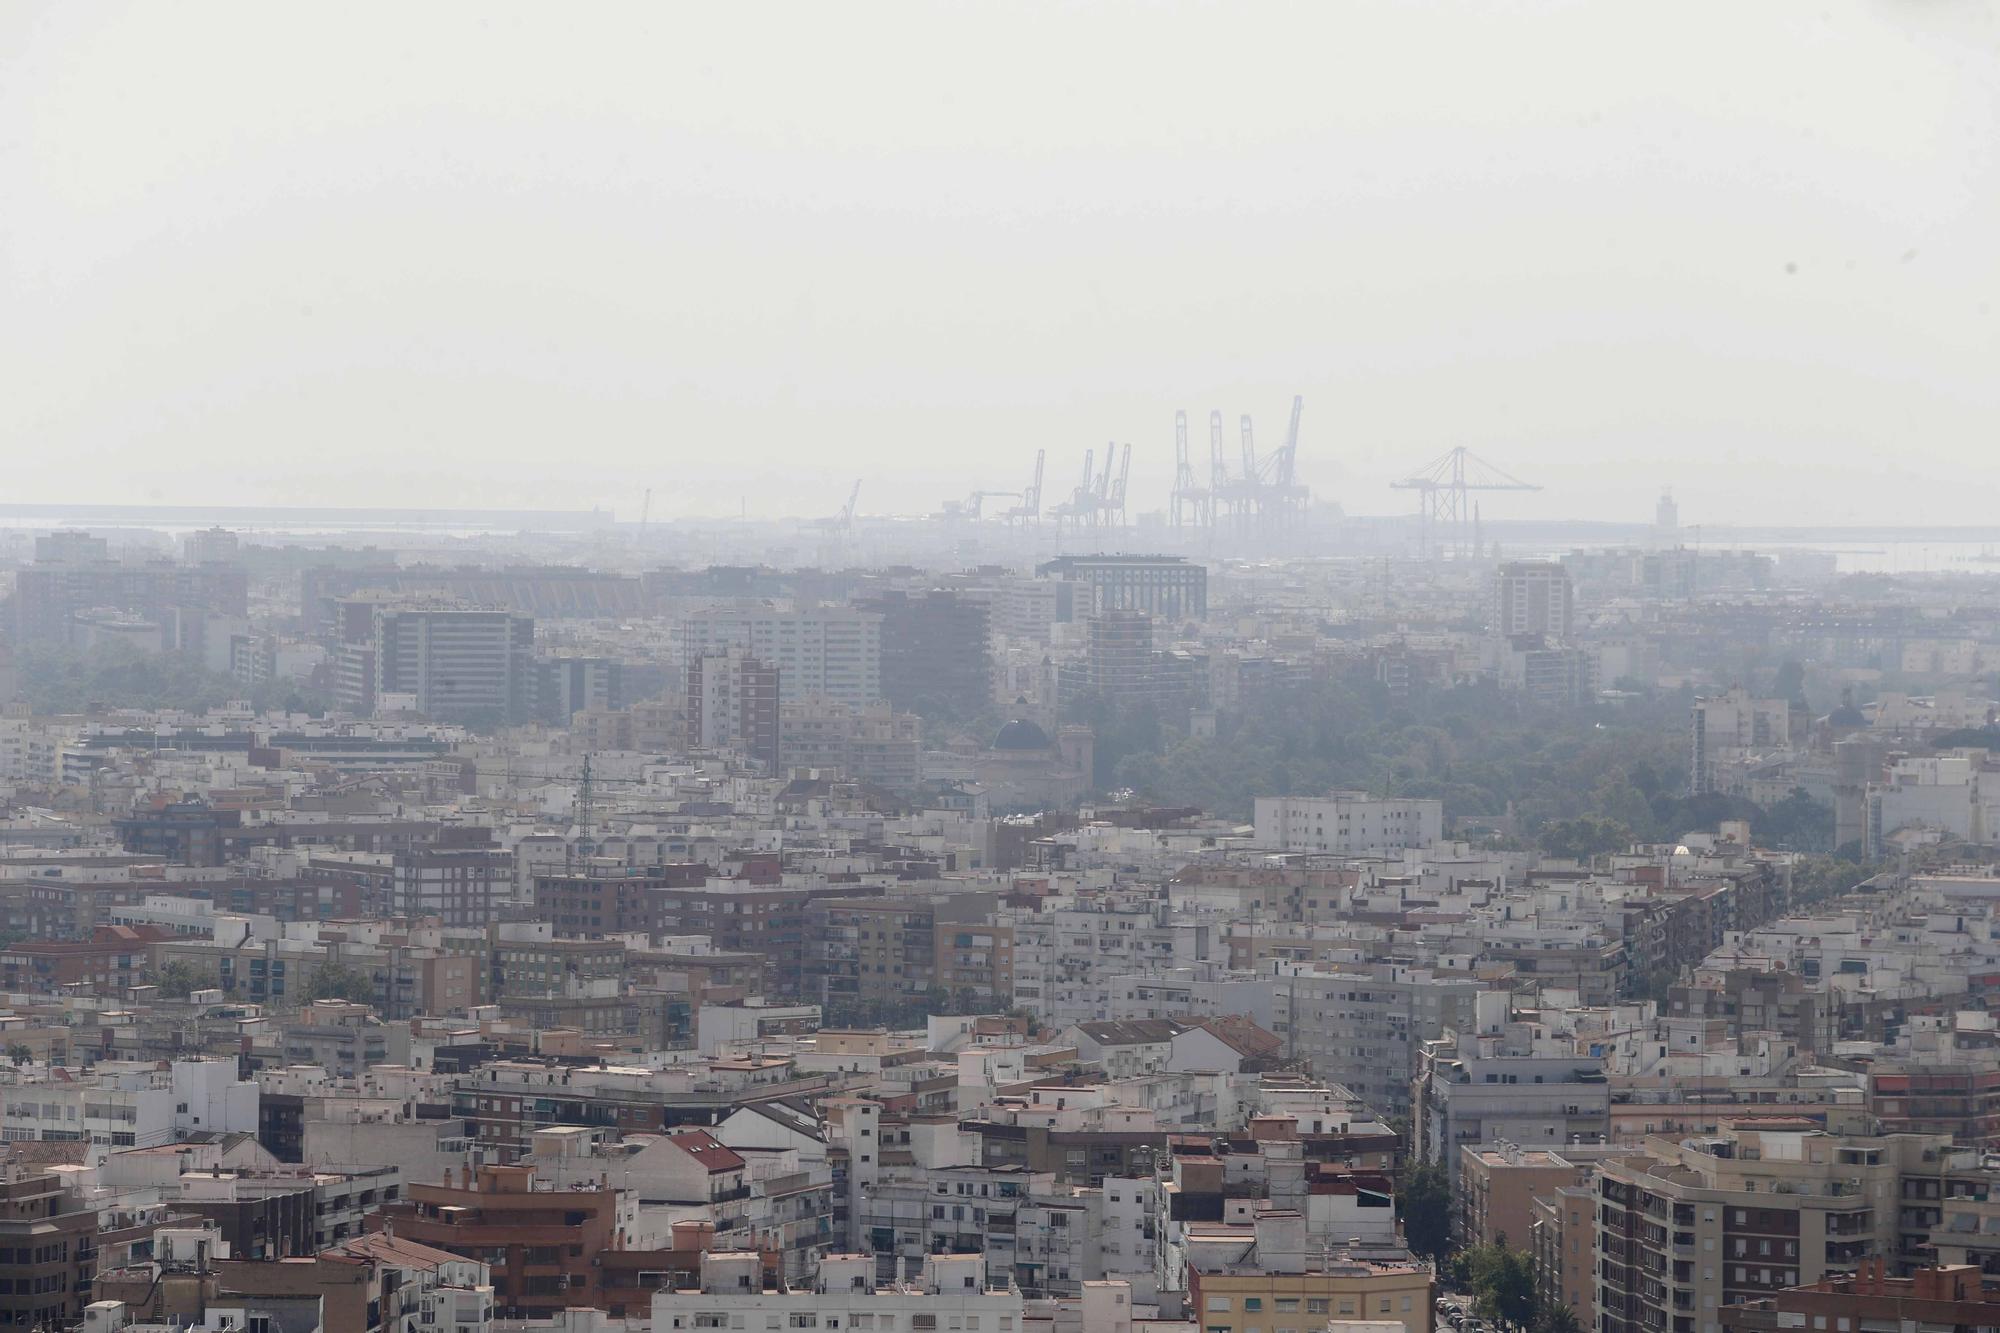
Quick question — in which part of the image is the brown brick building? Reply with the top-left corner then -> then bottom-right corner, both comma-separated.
0,1166 -> 98,1330
373,1165 -> 619,1319
1722,1263 -> 2000,1333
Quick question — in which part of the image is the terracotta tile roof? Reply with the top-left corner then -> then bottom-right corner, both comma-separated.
668,1128 -> 746,1173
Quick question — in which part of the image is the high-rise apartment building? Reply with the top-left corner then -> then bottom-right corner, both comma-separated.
1036,554 -> 1207,621
682,607 -> 882,709
182,526 -> 242,565
1595,1119 -> 1946,1333
11,557 -> 249,645
1493,562 -> 1575,640
536,654 -> 626,724
333,602 -> 536,725
858,589 -> 991,716
687,649 -> 781,770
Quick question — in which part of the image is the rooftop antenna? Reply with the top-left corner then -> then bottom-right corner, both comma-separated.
578,753 -> 595,864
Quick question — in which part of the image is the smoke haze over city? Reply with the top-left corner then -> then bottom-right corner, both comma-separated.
5,1 -> 1999,525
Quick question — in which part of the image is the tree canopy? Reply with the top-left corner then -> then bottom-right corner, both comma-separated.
1098,674 -> 1838,852
1398,1160 -> 1453,1265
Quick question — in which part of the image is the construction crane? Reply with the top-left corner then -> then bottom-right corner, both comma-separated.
939,489 -> 1020,520
1171,411 -> 1206,528
1256,394 -> 1309,528
1271,396 -> 1302,487
1168,412 -> 1208,528
1206,410 -> 1243,531
1390,446 -> 1538,558
812,480 -> 862,536
1106,442 -> 1132,528
1003,449 -> 1045,526
1050,448 -> 1096,534
1181,395 -> 1310,540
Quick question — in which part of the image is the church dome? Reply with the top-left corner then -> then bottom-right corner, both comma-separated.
992,718 -> 1053,751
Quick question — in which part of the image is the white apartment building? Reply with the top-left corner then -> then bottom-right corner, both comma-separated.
653,1252 -> 1022,1333
0,1058 -> 256,1160
1269,963 -> 1485,1119
0,717 -> 71,785
1005,897 -> 1216,1029
1866,750 -> 2000,857
1253,793 -> 1443,855
1105,969 -> 1281,1028
682,607 -> 884,709
1690,687 -> 1792,796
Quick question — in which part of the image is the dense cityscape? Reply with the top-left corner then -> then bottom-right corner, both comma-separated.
0,482 -> 1999,1333
9,3 -> 2000,1332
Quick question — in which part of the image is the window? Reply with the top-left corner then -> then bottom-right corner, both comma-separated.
1243,1300 -> 1263,1313
1206,1299 -> 1232,1314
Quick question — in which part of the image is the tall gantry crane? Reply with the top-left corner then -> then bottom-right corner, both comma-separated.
1107,441 -> 1132,529
1170,410 -> 1207,528
812,480 -> 863,536
1259,394 -> 1309,528
1050,448 -> 1096,534
1390,446 -> 1538,558
1003,449 -> 1046,526
939,490 -> 1020,520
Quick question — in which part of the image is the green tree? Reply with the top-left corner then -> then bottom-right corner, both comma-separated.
1465,1244 -> 1537,1332
1536,816 -> 1632,861
155,959 -> 203,999
1533,1305 -> 1582,1333
5,1043 -> 32,1066
1398,1160 -> 1453,1266
15,641 -> 334,727
1626,966 -> 1680,1004
304,963 -> 376,1005
1791,854 -> 1879,907
1759,788 -> 1835,853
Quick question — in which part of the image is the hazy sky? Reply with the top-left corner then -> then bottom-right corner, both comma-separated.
4,1 -> 1998,526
